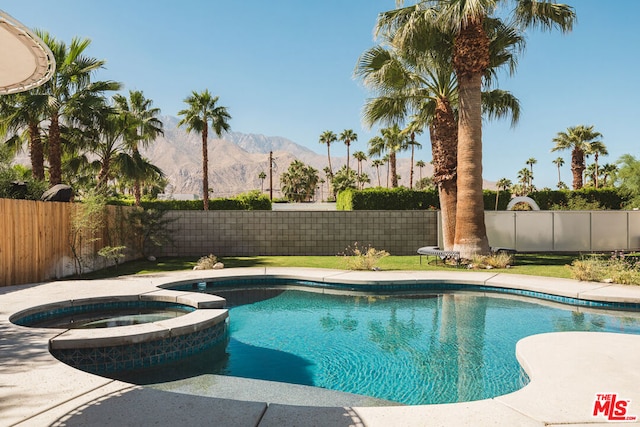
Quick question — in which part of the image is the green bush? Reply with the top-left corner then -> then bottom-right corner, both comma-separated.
337,187 -> 439,210
483,190 -> 512,210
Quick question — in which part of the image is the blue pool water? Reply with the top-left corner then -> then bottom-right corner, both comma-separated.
116,285 -> 640,406
211,290 -> 640,405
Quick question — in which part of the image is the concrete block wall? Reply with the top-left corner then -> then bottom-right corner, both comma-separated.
157,210 -> 439,257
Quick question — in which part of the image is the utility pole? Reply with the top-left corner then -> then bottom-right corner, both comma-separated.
269,151 -> 273,200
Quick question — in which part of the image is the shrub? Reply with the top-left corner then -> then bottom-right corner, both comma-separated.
195,254 -> 218,270
568,254 -> 640,285
468,253 -> 513,269
341,242 -> 389,270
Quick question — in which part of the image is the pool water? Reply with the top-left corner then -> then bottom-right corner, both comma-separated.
120,289 -> 640,405
22,304 -> 192,329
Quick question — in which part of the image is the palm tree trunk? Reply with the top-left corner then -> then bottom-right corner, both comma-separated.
409,138 -> 415,189
28,122 -> 45,181
376,166 -> 381,187
430,99 -> 458,251
571,148 -> 585,190
97,157 -> 110,191
48,114 -> 62,186
594,153 -> 599,188
346,143 -> 350,174
453,73 -> 490,258
439,180 -> 457,251
327,145 -> 333,178
390,152 -> 398,188
202,125 -> 209,210
133,147 -> 142,206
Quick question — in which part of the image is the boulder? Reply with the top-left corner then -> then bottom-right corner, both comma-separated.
41,184 -> 73,202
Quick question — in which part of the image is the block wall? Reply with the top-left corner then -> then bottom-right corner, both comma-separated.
157,210 -> 439,257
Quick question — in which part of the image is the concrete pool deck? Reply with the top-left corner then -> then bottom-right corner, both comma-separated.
2,268 -> 640,426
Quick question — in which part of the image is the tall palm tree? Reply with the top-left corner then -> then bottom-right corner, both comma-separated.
372,159 -> 385,187
378,0 -> 575,257
551,125 -> 602,190
586,140 -> 608,188
552,157 -> 564,188
525,157 -> 536,187
415,160 -> 426,181
113,90 -> 163,206
339,129 -> 358,174
319,130 -> 337,178
37,31 -> 122,187
178,89 -> 231,210
356,22 -> 521,250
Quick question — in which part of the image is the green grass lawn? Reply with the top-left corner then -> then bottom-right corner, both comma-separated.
80,253 -> 576,280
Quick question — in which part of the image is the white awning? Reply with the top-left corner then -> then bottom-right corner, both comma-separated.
0,10 -> 55,95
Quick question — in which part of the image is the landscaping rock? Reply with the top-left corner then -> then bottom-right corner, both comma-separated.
41,184 -> 73,202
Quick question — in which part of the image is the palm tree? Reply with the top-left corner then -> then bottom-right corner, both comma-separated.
494,178 -> 511,210
37,31 -> 122,187
378,0 -> 575,257
551,125 -> 602,190
402,124 -> 422,189
178,89 -> 231,210
353,150 -> 367,188
600,163 -> 617,188
552,157 -> 564,188
357,172 -> 371,190
319,130 -> 337,178
339,129 -> 358,174
258,171 -> 267,192
525,157 -> 536,187
280,160 -> 318,202
372,159 -> 385,187
517,168 -> 532,194
416,160 -> 426,181
0,92 -> 49,180
368,125 -> 406,188
356,23 -> 521,250
113,90 -> 163,206
586,140 -> 608,188
331,165 -> 357,195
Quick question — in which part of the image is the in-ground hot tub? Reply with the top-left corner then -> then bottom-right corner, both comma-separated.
9,290 -> 229,374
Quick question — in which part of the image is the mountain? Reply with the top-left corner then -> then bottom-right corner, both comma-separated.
143,116 -> 435,198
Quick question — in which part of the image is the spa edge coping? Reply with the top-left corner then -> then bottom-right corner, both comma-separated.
9,290 -> 227,350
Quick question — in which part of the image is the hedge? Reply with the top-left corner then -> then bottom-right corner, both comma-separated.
108,192 -> 272,211
528,188 -> 627,210
337,188 -> 439,210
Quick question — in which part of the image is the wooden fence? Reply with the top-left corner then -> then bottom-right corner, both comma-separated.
1,199 -> 135,287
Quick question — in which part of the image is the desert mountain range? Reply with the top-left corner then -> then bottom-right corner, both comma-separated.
143,116 -> 435,199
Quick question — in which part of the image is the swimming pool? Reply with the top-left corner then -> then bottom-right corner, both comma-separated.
128,281 -> 640,405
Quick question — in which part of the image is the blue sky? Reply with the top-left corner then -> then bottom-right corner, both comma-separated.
6,1 -> 640,188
